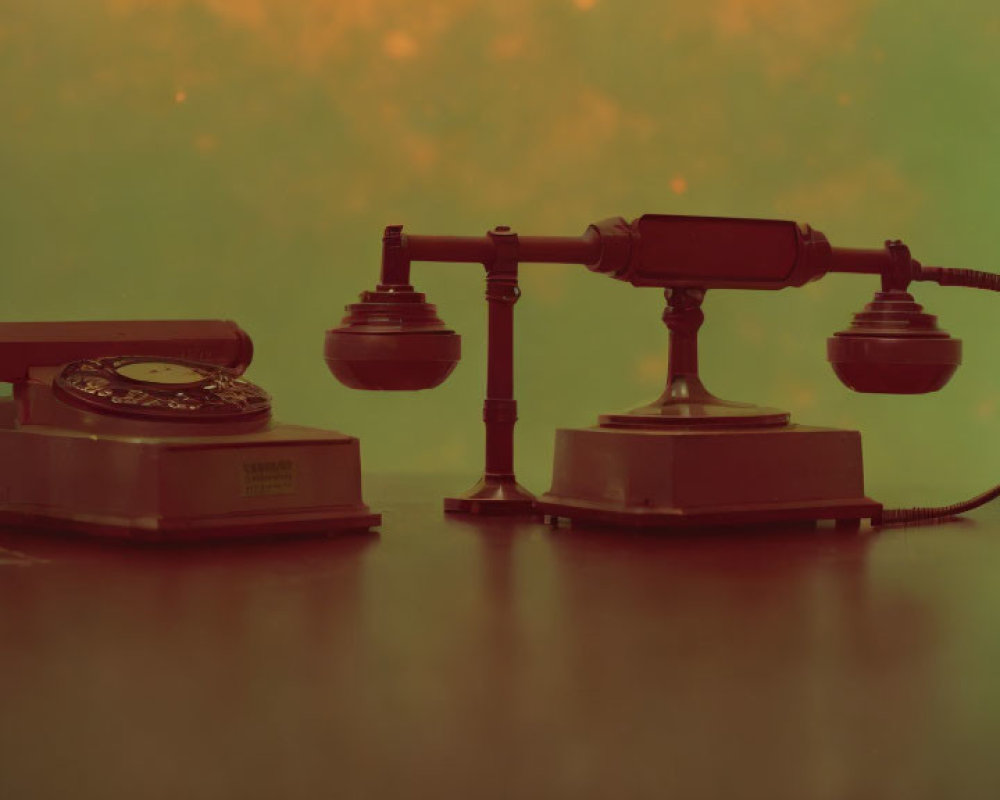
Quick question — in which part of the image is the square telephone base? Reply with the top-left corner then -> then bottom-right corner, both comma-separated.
0,402 -> 380,542
536,424 -> 882,529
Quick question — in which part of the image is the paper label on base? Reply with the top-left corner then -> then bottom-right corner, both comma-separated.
241,459 -> 296,497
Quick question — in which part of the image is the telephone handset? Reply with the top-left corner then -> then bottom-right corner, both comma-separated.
0,321 -> 379,540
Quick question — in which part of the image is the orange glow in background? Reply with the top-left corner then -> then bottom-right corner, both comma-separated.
1,0 -> 998,495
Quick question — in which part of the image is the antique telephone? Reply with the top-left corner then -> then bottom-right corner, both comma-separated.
326,214 -> 1000,529
0,320 -> 379,540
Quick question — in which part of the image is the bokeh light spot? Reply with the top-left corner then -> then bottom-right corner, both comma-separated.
735,315 -> 765,344
636,352 -> 669,386
194,133 -> 218,154
382,30 -> 419,60
401,133 -> 439,173
490,34 -> 527,60
522,266 -> 571,306
779,380 -> 817,410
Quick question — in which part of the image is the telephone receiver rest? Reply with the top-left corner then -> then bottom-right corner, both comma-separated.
828,290 -> 962,394
324,287 -> 461,390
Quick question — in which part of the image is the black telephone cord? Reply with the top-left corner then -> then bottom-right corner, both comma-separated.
875,265 -> 999,527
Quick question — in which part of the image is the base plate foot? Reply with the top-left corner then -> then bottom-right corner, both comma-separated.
444,475 -> 536,516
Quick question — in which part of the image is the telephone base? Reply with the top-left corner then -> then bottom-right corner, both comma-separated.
536,423 -> 882,529
0,405 -> 380,541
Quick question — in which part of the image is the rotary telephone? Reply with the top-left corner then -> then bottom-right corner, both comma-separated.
0,320 -> 378,540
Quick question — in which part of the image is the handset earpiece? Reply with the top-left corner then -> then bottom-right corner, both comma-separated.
827,290 -> 961,394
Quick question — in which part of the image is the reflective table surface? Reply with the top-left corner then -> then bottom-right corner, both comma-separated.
2,475 -> 1000,799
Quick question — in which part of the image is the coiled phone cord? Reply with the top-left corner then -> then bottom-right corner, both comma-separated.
878,484 -> 1000,526
876,265 -> 1000,527
918,266 -> 1000,292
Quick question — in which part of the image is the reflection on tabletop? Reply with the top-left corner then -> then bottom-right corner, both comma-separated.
1,475 -> 999,799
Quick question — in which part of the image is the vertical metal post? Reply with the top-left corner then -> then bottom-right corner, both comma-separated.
444,227 -> 535,515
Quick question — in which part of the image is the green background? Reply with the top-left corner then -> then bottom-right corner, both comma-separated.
2,0 -> 997,501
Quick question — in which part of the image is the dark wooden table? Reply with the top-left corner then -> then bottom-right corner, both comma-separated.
2,474 -> 999,799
